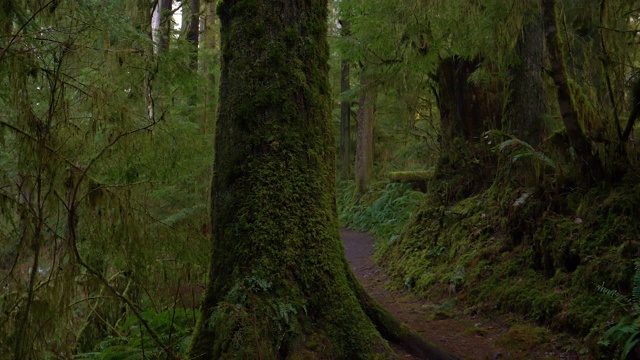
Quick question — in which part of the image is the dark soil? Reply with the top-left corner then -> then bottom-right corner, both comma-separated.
341,228 -> 581,360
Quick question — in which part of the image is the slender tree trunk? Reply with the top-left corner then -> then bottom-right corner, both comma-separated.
543,0 -> 603,181
187,0 -> 200,70
187,1 -> 390,358
199,0 -> 217,132
339,20 -> 351,179
508,3 -> 547,147
180,0 -> 190,33
356,78 -> 376,194
152,0 -> 172,52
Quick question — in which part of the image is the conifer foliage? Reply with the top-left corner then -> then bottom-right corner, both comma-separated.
0,0 -> 215,358
2,0 -> 640,358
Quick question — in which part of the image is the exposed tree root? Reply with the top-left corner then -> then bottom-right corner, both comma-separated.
346,263 -> 461,360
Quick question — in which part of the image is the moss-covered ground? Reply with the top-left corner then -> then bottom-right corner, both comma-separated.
338,173 -> 640,357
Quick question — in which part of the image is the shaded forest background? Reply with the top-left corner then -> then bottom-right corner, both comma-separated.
1,0 -> 640,358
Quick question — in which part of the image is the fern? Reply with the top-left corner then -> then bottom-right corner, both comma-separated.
632,271 -> 640,309
495,136 -> 555,169
75,309 -> 198,359
599,259 -> 640,358
337,180 -> 425,253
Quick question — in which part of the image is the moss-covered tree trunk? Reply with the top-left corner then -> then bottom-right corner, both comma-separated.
187,1 -> 394,358
339,20 -> 351,180
436,56 -> 483,152
434,56 -> 500,196
508,3 -> 547,147
543,0 -> 603,182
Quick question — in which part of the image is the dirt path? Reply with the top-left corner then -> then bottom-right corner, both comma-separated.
341,229 -> 578,360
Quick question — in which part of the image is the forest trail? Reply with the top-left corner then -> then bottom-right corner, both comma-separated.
341,229 -> 578,360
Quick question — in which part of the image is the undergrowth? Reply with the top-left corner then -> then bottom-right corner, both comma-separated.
337,180 -> 425,258
74,308 -> 199,360
598,259 -> 640,359
338,170 -> 640,358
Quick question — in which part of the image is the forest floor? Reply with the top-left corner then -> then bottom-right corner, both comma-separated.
341,228 -> 582,360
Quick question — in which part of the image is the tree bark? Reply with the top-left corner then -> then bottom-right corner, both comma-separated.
186,1 -> 397,358
153,0 -> 172,52
542,0 -> 603,181
186,0 -> 200,70
356,77 -> 376,194
436,57 -> 483,151
199,0 -> 217,132
339,20 -> 351,180
508,3 -> 547,147
433,56 -> 502,195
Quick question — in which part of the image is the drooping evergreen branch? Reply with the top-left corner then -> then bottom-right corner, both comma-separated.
71,119 -> 158,203
0,0 -> 59,63
56,114 -> 172,358
72,247 -> 178,359
0,120 -> 80,171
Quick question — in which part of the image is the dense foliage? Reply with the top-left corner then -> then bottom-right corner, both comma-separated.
2,0 -> 640,358
334,0 -> 640,357
0,1 -> 214,358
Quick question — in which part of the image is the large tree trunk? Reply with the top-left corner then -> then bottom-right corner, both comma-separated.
356,77 -> 376,194
436,57 -> 483,152
508,3 -> 547,147
187,1 -> 428,359
434,56 -> 502,196
339,20 -> 351,180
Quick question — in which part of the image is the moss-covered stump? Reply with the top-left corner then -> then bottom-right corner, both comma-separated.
186,1 -> 452,359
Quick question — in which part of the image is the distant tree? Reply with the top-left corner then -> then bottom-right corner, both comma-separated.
186,0 -> 200,69
339,19 -> 352,180
356,74 -> 376,194
199,0 -> 218,130
152,0 -> 173,51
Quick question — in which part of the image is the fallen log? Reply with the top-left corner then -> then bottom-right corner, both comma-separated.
388,170 -> 433,192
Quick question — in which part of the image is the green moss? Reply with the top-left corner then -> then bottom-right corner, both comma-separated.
463,325 -> 488,337
496,324 -> 549,352
344,170 -> 640,350
189,1 -> 398,359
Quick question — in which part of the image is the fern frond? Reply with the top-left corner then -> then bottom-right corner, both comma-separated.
622,333 -> 640,360
498,139 -> 523,152
632,270 -> 640,310
598,283 -> 631,307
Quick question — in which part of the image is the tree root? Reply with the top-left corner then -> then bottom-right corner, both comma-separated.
346,264 -> 461,360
